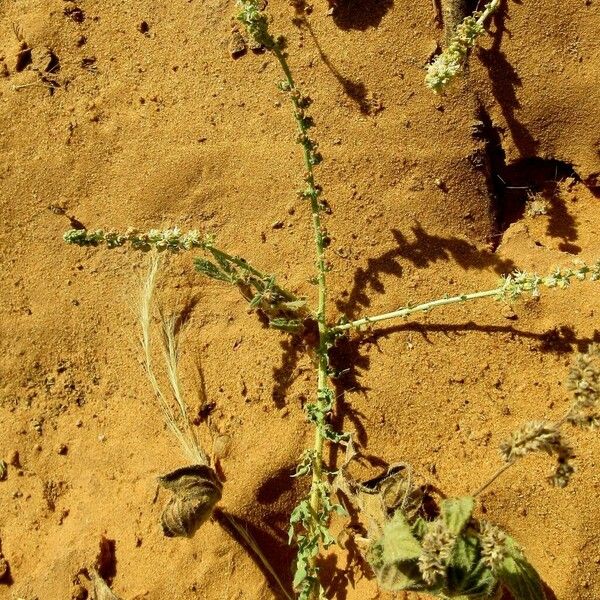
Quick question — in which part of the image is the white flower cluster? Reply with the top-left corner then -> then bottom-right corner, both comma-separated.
498,262 -> 600,301
63,227 -> 208,252
425,0 -> 500,93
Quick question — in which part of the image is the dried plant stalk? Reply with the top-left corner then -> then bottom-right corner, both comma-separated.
442,0 -> 468,44
139,255 -> 208,466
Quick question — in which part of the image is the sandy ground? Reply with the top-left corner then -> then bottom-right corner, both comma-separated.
1,0 -> 599,598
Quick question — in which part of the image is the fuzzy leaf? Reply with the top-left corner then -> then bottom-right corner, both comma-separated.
411,517 -> 428,540
281,299 -> 307,311
443,531 -> 499,597
269,317 -> 303,332
293,559 -> 309,589
194,259 -> 232,282
449,532 -> 479,573
441,496 -> 474,535
457,558 -> 498,597
496,539 -> 546,600
380,513 -> 423,563
372,557 -> 425,591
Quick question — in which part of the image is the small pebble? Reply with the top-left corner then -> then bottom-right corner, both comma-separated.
502,307 -> 518,320
272,220 -> 284,229
58,444 -> 68,455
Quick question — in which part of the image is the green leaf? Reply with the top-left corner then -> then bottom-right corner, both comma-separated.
281,299 -> 307,311
458,558 -> 498,597
380,512 -> 423,563
373,559 -> 425,592
194,258 -> 231,282
496,539 -> 546,600
268,317 -> 303,332
293,558 -> 309,589
443,531 -> 499,597
411,517 -> 428,540
442,496 -> 475,535
449,532 -> 479,573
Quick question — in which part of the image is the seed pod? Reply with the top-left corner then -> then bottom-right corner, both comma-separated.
158,465 -> 223,538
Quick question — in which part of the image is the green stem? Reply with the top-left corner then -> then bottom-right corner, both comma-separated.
273,44 -> 331,597
332,261 -> 600,335
332,288 -> 500,333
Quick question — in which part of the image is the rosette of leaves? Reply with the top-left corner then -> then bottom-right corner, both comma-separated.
367,497 -> 546,599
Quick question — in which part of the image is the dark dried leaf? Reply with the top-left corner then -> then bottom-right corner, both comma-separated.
158,465 -> 222,537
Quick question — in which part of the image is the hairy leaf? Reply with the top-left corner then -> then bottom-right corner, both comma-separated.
496,537 -> 546,600
376,561 -> 425,591
194,258 -> 232,282
380,512 -> 423,563
442,496 -> 474,535
448,532 -> 479,575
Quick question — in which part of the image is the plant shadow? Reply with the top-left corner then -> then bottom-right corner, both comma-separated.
478,0 -> 539,156
318,546 -> 373,600
272,335 -> 306,408
214,509 -> 296,599
336,226 -> 516,320
295,18 -> 381,115
328,0 -> 394,31
497,158 -> 582,253
330,322 -> 600,397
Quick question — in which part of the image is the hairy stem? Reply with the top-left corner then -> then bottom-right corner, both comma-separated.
332,262 -> 600,334
478,0 -> 501,26
426,0 -> 502,93
442,0 -> 468,44
471,462 -> 514,497
332,289 -> 499,333
236,3 -> 341,595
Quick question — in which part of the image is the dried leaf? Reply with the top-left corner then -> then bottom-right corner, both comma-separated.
158,465 -> 222,537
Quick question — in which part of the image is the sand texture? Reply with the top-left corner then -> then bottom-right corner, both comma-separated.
1,0 -> 599,598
